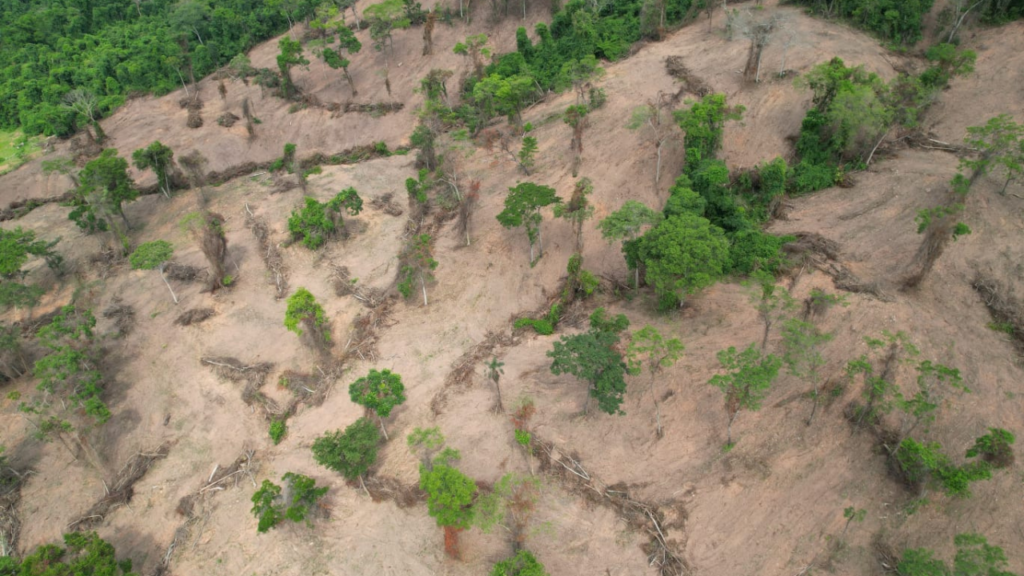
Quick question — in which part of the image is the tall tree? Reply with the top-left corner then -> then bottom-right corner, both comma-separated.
496,182 -> 561,265
780,318 -> 833,425
61,89 -> 106,142
598,201 -> 662,290
627,94 -> 675,187
420,459 -> 477,558
747,274 -> 795,352
398,234 -> 438,306
132,141 -> 176,199
627,326 -> 684,438
312,417 -> 380,489
277,36 -> 309,99
548,308 -> 630,415
453,34 -> 490,78
708,343 -> 781,447
563,105 -> 588,177
323,27 -> 362,97
637,214 -> 730,310
349,369 -> 407,439
553,178 -> 594,254
72,149 -> 138,245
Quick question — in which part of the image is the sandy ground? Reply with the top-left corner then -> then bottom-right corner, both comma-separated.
1,1 -> 1023,575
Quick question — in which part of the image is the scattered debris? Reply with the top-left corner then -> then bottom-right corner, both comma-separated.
67,445 -> 171,531
175,308 -> 215,326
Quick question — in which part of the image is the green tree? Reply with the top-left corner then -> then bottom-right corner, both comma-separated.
962,114 -> 1023,195
72,149 -> 138,243
780,318 -> 834,425
453,34 -> 490,78
129,240 -> 178,303
708,343 -> 782,447
132,141 -> 176,199
473,73 -> 536,127
284,287 -> 331,349
21,307 -> 107,455
637,214 -> 730,310
5,532 -> 138,575
0,227 -> 61,310
475,473 -> 541,554
965,427 -> 1015,469
312,417 -> 380,484
563,104 -> 588,177
251,472 -> 329,533
598,200 -> 662,290
349,369 -> 406,439
627,325 -> 684,437
518,133 -> 538,175
547,308 -> 630,415
491,550 -> 549,576
893,437 -> 994,498
553,178 -> 594,254
323,27 -> 362,97
407,426 -> 446,468
288,188 -> 364,249
496,182 -> 561,265
748,275 -> 796,352
420,462 -> 477,530
673,93 -> 745,167
398,234 -> 438,306
277,36 -> 309,99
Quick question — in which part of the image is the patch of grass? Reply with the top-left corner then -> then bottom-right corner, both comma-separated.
988,321 -> 1015,335
0,130 -> 43,175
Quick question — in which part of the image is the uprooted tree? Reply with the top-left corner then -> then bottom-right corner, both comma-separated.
349,369 -> 407,440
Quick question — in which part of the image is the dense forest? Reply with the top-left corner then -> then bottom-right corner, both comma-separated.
0,0 -> 316,136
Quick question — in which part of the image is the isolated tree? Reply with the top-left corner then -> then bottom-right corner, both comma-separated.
129,241 -> 179,304
277,36 -> 309,99
548,308 -> 631,415
553,178 -> 594,254
180,211 -> 228,291
422,10 -> 436,55
420,459 -> 477,558
627,94 -> 675,187
251,472 -> 328,533
738,11 -> 777,83
708,343 -> 782,447
349,369 -> 406,439
366,0 -> 410,68
312,417 -> 380,486
284,288 -> 331,350
72,149 -> 138,241
408,426 -> 446,469
288,188 -> 363,249
486,357 -> 506,413
475,473 -> 541,554
627,326 -> 684,437
496,182 -> 561,265
519,129 -> 538,174
61,89 -> 105,142
41,157 -> 81,188
674,93 -> 745,166
747,274 -> 795,352
323,27 -> 362,97
962,114 -> 1023,195
398,234 -> 438,306
598,201 -> 662,289
491,550 -> 549,576
132,141 -> 176,199
563,105 -> 588,177
781,318 -> 834,425
845,331 -> 916,428
637,214 -> 730,310
453,34 -> 490,78
890,360 -> 966,455
966,427 -> 1015,469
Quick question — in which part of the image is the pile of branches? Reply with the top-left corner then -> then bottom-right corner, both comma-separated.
201,357 -> 282,420
533,435 -> 690,576
175,308 -> 215,326
67,445 -> 171,531
244,203 -> 289,299
783,232 -> 891,300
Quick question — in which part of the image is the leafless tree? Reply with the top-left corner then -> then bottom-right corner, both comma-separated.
61,89 -> 106,142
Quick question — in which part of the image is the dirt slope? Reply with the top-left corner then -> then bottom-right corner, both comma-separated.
1,2 -> 1023,576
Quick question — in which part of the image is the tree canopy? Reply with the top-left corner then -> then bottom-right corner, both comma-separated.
312,417 -> 380,480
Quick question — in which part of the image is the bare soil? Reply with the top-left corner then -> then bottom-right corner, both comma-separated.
1,2 -> 1022,575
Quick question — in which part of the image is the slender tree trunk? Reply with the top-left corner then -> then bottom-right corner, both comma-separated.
343,68 -> 357,97
378,416 -> 389,440
158,264 -> 180,304
948,1 -> 983,42
493,378 -> 505,413
807,378 -> 820,426
193,27 -> 205,45
761,318 -> 771,353
420,272 -> 428,306
727,411 -> 738,445
655,140 -> 664,186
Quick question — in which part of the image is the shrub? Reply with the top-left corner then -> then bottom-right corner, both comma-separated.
965,428 -> 1015,468
250,472 -> 328,533
269,419 -> 287,445
312,417 -> 380,480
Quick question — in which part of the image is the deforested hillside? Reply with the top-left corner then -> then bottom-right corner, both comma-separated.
1,1 -> 1023,575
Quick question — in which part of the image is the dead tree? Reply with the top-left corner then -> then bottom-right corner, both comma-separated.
423,11 -> 436,55
179,149 -> 209,204
242,98 -> 256,140
741,12 -> 777,83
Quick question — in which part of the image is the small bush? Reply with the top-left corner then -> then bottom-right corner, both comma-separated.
251,472 -> 328,533
269,419 -> 287,445
965,428 -> 1015,468
373,141 -> 390,155
514,318 -> 554,335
